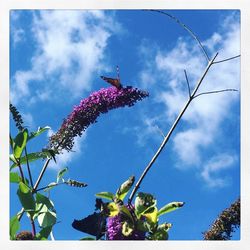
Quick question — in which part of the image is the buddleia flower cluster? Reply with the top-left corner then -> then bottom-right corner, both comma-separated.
72,176 -> 184,240
9,104 -> 24,131
203,198 -> 240,240
49,86 -> 149,152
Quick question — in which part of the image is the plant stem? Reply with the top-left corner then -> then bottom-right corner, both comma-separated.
24,146 -> 34,188
32,158 -> 51,192
128,53 -> 218,204
30,218 -> 36,236
36,182 -> 62,192
17,164 -> 25,183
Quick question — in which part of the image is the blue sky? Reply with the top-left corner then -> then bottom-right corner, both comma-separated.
10,10 -> 240,240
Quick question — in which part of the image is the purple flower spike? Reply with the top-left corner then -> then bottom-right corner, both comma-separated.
49,86 -> 149,152
106,205 -> 146,240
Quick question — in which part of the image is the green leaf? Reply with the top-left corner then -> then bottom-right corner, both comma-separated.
116,175 -> 135,201
107,202 -> 119,216
43,182 -> 58,192
95,192 -> 115,201
36,193 -> 55,211
37,211 -> 57,228
36,226 -> 52,240
28,126 -> 50,141
10,151 -> 49,170
157,202 -> 185,217
13,129 -> 28,159
80,237 -> 96,240
143,206 -> 158,224
10,215 -> 20,240
10,172 -> 21,183
149,228 -> 169,240
9,154 -> 17,164
17,182 -> 36,215
9,136 -> 14,151
57,167 -> 68,183
135,192 -> 157,218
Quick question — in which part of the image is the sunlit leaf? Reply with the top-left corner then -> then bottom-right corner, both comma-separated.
157,202 -> 184,217
10,215 -> 20,240
28,126 -> 50,141
9,154 -> 17,164
13,129 -> 28,159
36,226 -> 52,240
10,172 -> 21,183
36,193 -> 55,211
10,151 -> 48,170
143,207 -> 158,224
135,192 -> 157,218
107,202 -> 119,217
43,182 -> 58,192
57,167 -> 68,183
116,175 -> 135,201
37,210 -> 57,228
95,192 -> 115,201
17,182 -> 36,216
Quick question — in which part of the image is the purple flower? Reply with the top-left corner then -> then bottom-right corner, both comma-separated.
49,86 -> 149,151
106,205 -> 146,240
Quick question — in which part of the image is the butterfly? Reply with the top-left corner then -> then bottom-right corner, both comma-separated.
101,66 -> 123,89
72,212 -> 106,239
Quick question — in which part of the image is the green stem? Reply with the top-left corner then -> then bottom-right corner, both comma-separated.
24,146 -> 34,188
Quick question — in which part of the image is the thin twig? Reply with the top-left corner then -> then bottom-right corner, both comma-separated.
32,158 -> 51,192
213,55 -> 240,64
128,53 -> 219,203
36,182 -> 62,192
145,9 -> 210,62
193,89 -> 238,99
184,69 -> 191,97
24,146 -> 34,188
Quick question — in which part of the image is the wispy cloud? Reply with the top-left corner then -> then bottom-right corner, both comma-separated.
10,10 -> 121,105
200,154 -> 237,188
136,12 -> 240,187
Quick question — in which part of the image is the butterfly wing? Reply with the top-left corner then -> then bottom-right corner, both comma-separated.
72,212 -> 106,239
101,76 -> 122,89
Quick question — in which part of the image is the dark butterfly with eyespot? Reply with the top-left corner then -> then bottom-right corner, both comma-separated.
100,66 -> 123,89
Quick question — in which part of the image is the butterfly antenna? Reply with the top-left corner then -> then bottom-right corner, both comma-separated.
116,65 -> 120,82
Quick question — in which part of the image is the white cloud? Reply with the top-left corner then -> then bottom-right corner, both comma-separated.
137,12 -> 240,187
11,10 -> 120,105
201,154 -> 237,188
22,112 -> 35,129
11,28 -> 25,45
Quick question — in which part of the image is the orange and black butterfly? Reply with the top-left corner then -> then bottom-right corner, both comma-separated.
101,66 -> 123,89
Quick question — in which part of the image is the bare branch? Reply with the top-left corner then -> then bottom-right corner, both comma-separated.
184,69 -> 191,98
213,55 -> 240,64
193,89 -> 238,99
145,9 -> 210,62
128,53 -> 219,204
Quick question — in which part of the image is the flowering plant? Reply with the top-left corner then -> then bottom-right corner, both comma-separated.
9,86 -> 148,240
72,176 -> 184,240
